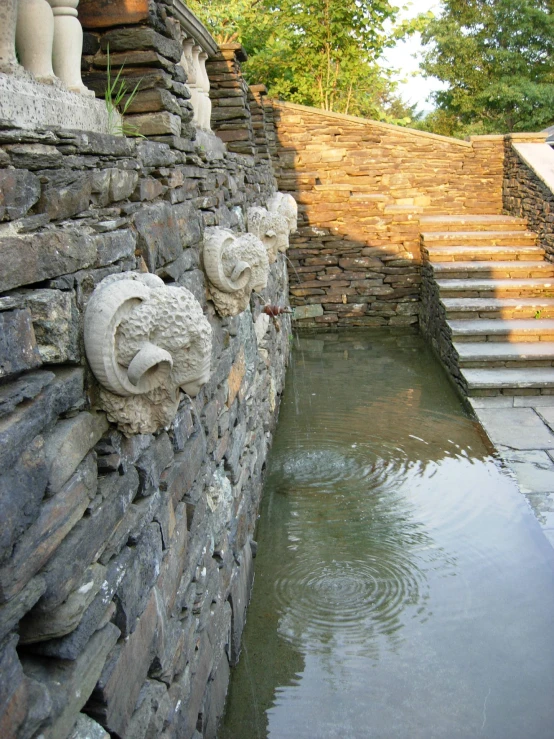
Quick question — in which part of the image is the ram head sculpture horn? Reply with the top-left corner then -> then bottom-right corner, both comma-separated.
84,272 -> 212,435
202,227 -> 269,316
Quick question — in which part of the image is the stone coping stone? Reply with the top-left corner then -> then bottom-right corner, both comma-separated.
0,74 -> 118,135
513,143 -> 554,198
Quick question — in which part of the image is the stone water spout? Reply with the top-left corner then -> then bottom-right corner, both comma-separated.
247,206 -> 290,263
84,272 -> 212,435
202,227 -> 269,316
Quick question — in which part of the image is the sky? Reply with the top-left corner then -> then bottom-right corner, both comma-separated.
380,0 -> 445,113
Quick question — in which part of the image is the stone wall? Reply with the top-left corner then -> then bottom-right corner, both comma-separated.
271,102 -> 505,328
0,9 -> 291,739
503,134 -> 554,260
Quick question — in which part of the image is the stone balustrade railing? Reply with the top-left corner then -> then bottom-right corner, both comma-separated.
0,0 -> 93,96
179,38 -> 212,132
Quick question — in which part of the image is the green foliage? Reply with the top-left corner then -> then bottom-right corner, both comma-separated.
188,0 -> 421,124
104,46 -> 144,137
420,0 -> 554,136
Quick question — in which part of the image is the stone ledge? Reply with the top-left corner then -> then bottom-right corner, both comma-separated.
0,74 -> 117,135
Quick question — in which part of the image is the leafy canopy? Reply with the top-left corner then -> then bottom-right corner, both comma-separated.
419,0 -> 554,135
188,0 -> 423,123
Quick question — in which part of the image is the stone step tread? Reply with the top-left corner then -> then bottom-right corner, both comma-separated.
449,318 -> 554,336
463,367 -> 554,389
419,215 -> 527,226
426,246 -> 545,257
422,230 -> 537,241
437,278 -> 554,290
455,341 -> 554,360
433,260 -> 554,273
443,297 -> 554,311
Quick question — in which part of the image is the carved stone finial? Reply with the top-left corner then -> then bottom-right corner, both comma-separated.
202,228 -> 269,317
267,192 -> 298,234
84,272 -> 212,435
247,206 -> 290,263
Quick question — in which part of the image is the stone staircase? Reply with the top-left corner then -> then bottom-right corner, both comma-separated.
420,214 -> 554,398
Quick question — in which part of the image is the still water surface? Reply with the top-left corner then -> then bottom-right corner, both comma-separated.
220,330 -> 554,739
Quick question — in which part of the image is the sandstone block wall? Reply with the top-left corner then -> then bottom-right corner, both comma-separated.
0,11 -> 290,739
271,102 -> 505,328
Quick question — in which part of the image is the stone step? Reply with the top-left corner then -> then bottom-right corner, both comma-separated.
437,278 -> 554,298
449,318 -> 554,342
425,245 -> 545,262
432,261 -> 554,279
419,214 -> 528,232
421,230 -> 537,247
455,341 -> 554,368
462,367 -> 554,396
443,297 -> 554,320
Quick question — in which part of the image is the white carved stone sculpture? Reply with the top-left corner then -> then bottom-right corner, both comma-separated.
0,0 -> 20,71
247,206 -> 290,263
267,192 -> 298,234
197,50 -> 212,131
47,0 -> 94,95
16,0 -> 56,82
85,272 -> 212,435
181,38 -> 199,125
203,228 -> 269,317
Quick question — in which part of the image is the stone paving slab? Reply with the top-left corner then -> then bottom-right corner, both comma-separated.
475,407 -> 554,449
473,403 -> 554,549
496,449 -> 554,493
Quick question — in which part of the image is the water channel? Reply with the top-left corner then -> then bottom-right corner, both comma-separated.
220,330 -> 554,739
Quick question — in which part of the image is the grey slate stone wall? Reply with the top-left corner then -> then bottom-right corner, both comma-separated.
0,16 -> 290,739
503,139 -> 554,261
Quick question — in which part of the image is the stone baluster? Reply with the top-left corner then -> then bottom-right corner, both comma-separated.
16,0 -> 56,82
47,0 -> 94,95
183,39 -> 200,126
0,0 -> 19,72
198,50 -> 212,131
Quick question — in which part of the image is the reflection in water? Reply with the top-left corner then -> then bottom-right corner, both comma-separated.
220,330 -> 554,739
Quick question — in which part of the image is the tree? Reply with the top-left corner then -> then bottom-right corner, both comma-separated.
188,0 -> 419,123
420,0 -> 554,135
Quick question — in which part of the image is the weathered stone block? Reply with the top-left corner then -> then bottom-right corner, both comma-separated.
0,169 -> 41,221
0,635 -> 28,738
68,713 -> 110,739
31,548 -> 133,661
100,27 -> 182,62
135,433 -> 174,496
0,367 -> 84,472
44,412 -> 108,494
93,229 -> 137,267
1,288 -> 80,366
88,590 -> 162,737
21,622 -> 120,739
39,172 -> 93,221
0,232 -> 96,292
35,466 -> 139,612
228,542 -> 253,665
0,370 -> 54,420
124,679 -> 171,739
0,309 -> 41,379
0,435 -> 48,565
0,453 -> 96,603
19,563 -> 106,644
113,523 -> 163,638
0,576 -> 45,643
125,112 -> 182,138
